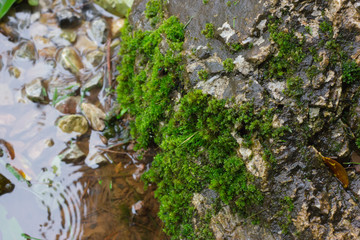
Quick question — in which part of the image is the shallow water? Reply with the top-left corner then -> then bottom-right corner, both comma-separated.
0,1 -> 165,239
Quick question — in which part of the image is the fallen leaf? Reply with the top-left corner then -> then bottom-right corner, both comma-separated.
0,139 -> 15,159
115,162 -> 123,174
320,154 -> 349,188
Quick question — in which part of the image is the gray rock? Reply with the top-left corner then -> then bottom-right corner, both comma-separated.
57,47 -> 84,75
90,17 -> 109,45
82,72 -> 104,92
81,102 -> 106,131
85,50 -> 105,67
57,115 -> 89,134
195,46 -> 210,60
24,77 -> 48,103
56,8 -> 82,29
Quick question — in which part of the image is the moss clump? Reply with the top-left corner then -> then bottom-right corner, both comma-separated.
223,58 -> 235,73
143,91 -> 268,238
117,15 -> 184,148
266,17 -> 305,79
117,10 -> 287,240
198,69 -> 209,81
201,23 -> 215,39
145,0 -> 163,26
342,60 -> 360,84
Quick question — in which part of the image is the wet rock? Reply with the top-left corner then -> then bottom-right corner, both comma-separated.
90,17 -> 109,45
60,30 -> 77,43
85,50 -> 105,67
48,77 -> 80,100
8,66 -> 21,78
313,120 -> 352,159
0,84 -> 14,106
205,55 -> 224,74
192,189 -> 218,217
210,206 -> 275,240
245,37 -> 272,65
233,135 -> 268,181
56,8 -> 82,29
57,47 -> 84,75
59,142 -> 86,163
74,35 -> 98,52
82,72 -> 104,92
110,18 -> 125,37
0,174 -> 14,196
233,55 -> 253,75
81,102 -> 106,131
93,0 -> 134,17
54,96 -> 81,114
57,115 -> 89,134
87,152 -> 108,167
13,40 -> 37,62
195,46 -> 210,60
24,77 -> 48,104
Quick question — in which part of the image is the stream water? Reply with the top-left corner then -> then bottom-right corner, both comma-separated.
0,1 -> 165,239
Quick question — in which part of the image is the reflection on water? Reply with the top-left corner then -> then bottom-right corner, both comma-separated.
0,1 -> 166,240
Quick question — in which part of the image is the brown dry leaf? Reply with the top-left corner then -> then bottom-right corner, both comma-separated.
321,154 -> 349,188
0,139 -> 15,159
115,162 -> 123,174
351,151 -> 360,173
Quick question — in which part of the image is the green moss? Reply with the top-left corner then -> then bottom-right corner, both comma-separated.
284,76 -> 303,99
223,58 -> 235,73
117,11 -> 288,240
265,18 -> 305,79
145,0 -> 163,26
201,23 -> 215,39
342,60 -> 360,84
198,69 -> 209,81
306,65 -> 320,80
277,196 -> 294,234
203,0 -> 209,4
319,20 -> 333,38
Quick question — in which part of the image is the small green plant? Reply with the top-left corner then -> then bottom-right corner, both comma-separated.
319,20 -> 333,38
201,23 -> 215,39
278,196 -> 294,234
342,60 -> 360,84
203,0 -> 209,4
226,1 -> 231,6
284,76 -> 303,98
198,69 -> 209,81
223,58 -> 235,73
0,0 -> 38,19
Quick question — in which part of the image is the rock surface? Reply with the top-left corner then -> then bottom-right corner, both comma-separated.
127,0 -> 360,239
57,114 -> 88,134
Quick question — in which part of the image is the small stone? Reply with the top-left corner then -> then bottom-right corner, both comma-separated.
13,40 -> 37,62
87,152 -> 108,167
56,8 -> 82,29
82,72 -> 104,92
57,115 -> 89,134
57,47 -> 84,75
85,50 -> 105,67
90,17 -> 109,45
60,30 -> 77,43
8,66 -> 21,78
0,174 -> 14,196
55,96 -> 81,114
93,0 -> 133,17
45,138 -> 54,147
110,18 -> 125,37
81,102 -> 106,131
59,142 -> 87,163
25,78 -> 48,103
48,78 -> 80,101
